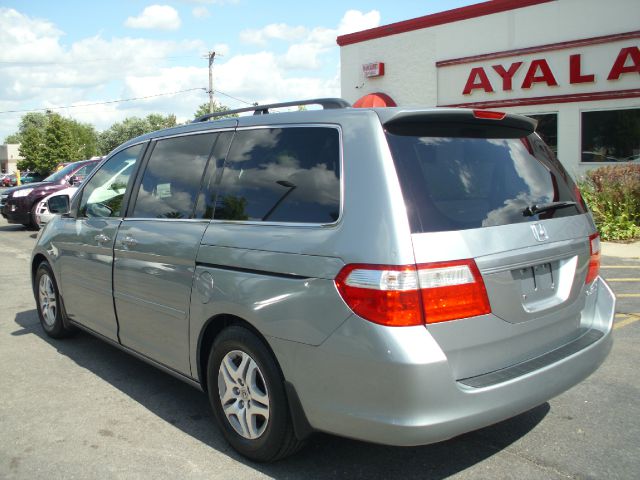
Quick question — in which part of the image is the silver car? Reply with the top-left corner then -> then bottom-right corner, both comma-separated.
32,99 -> 615,462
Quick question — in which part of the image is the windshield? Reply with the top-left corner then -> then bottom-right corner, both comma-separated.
386,130 -> 586,233
43,162 -> 83,183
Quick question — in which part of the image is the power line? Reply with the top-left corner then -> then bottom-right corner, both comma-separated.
214,90 -> 253,106
0,55 -> 202,66
0,88 -> 207,114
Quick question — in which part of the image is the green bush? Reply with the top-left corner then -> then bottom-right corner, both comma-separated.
578,164 -> 640,241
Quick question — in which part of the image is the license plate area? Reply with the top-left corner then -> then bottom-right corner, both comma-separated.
513,261 -> 561,312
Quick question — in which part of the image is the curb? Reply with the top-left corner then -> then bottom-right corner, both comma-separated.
601,241 -> 640,260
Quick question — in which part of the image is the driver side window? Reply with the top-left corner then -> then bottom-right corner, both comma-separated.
78,144 -> 144,218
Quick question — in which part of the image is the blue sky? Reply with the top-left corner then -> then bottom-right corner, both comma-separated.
0,0 -> 478,141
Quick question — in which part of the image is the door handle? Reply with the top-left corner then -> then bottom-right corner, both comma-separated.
122,236 -> 138,248
94,233 -> 110,243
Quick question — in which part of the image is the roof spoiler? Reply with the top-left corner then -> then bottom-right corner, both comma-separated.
382,109 -> 537,138
193,98 -> 351,123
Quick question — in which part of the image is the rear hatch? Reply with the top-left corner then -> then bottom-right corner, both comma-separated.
383,109 -> 599,380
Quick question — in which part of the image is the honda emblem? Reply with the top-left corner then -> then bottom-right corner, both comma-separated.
531,223 -> 549,242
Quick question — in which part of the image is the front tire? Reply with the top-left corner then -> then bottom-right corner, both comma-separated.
30,202 -> 40,230
207,326 -> 303,462
34,262 -> 74,338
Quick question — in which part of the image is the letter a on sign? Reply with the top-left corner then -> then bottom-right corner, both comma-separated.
607,47 -> 640,80
522,59 -> 559,89
463,67 -> 494,95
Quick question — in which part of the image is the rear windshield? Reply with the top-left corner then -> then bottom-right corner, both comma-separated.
386,129 -> 586,233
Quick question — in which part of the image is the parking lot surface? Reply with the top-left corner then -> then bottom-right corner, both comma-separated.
1,214 -> 639,479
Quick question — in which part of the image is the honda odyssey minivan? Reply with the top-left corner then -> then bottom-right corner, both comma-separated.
32,99 -> 614,462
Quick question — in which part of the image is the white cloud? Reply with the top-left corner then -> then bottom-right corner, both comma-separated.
192,6 -> 210,18
181,0 -> 239,4
338,9 -> 381,36
240,10 -> 380,72
124,5 -> 181,31
240,23 -> 308,46
280,43 -> 324,70
0,7 -> 368,142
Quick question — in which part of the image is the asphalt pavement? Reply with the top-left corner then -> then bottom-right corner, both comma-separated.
0,216 -> 638,479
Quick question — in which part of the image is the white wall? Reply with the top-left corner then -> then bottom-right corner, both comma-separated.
341,0 -> 640,105
0,144 -> 22,174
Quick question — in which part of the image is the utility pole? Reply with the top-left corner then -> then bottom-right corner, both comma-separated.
206,51 -> 216,114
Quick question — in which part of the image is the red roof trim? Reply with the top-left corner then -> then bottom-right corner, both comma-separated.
439,88 -> 640,109
337,0 -> 555,47
437,31 -> 640,67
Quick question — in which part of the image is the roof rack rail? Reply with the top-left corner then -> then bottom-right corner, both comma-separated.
193,98 -> 351,123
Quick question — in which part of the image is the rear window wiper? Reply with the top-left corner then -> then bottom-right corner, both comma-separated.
523,201 -> 577,217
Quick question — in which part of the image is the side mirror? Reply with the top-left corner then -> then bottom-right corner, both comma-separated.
48,195 -> 70,214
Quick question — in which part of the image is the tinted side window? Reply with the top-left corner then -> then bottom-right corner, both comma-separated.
386,132 -> 586,233
72,162 -> 98,182
79,145 -> 143,218
131,134 -> 217,219
214,127 -> 340,223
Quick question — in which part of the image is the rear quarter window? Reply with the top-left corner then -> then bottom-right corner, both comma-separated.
212,126 -> 341,223
386,129 -> 585,233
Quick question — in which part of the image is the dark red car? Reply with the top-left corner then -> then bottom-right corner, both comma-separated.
1,159 -> 101,228
1,173 -> 17,187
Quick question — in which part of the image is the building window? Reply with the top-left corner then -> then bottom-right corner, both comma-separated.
528,114 -> 557,155
581,108 -> 640,163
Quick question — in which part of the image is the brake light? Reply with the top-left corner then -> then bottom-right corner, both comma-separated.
418,260 -> 491,324
335,264 -> 422,327
335,259 -> 491,327
473,110 -> 506,120
585,233 -> 601,284
573,184 -> 588,209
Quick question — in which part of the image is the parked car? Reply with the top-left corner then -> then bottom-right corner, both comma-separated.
20,171 -> 46,184
34,186 -> 78,228
33,99 -> 614,462
1,173 -> 17,187
2,159 -> 100,228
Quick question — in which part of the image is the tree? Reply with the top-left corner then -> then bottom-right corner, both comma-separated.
17,126 -> 46,173
14,111 -> 99,175
98,114 -> 177,155
66,120 -> 99,160
193,101 -> 238,120
4,133 -> 21,144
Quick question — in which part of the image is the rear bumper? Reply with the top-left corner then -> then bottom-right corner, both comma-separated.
271,276 -> 614,446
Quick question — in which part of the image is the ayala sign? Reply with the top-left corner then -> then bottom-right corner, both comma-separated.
463,46 -> 640,95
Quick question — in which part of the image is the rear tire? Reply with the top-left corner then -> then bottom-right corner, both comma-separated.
34,261 -> 75,338
207,326 -> 303,462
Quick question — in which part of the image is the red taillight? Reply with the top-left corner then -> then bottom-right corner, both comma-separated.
573,184 -> 588,209
473,110 -> 506,120
334,264 -> 423,327
418,260 -> 491,324
335,259 -> 491,327
585,233 -> 601,284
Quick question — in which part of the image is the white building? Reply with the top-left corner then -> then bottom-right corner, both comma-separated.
338,0 -> 640,176
0,144 -> 22,174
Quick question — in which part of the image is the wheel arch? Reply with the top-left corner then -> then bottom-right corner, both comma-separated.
196,314 -> 278,394
196,312 -> 314,441
31,253 -> 49,290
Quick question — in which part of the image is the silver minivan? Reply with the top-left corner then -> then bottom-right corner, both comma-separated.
32,99 -> 615,462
